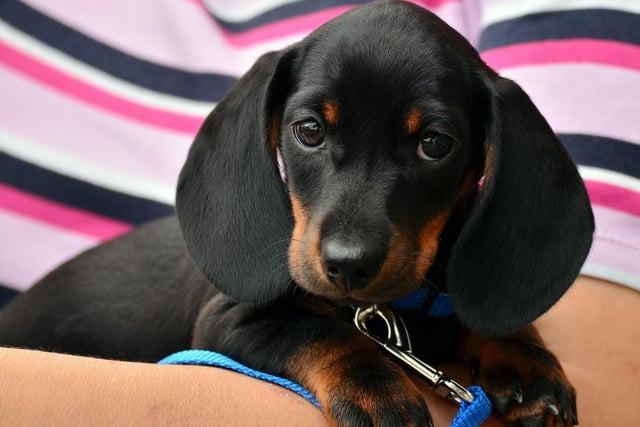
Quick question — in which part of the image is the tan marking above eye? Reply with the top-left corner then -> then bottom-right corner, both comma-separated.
405,108 -> 422,135
323,100 -> 339,127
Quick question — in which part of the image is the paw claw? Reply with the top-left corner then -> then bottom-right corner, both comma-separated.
512,387 -> 524,404
488,379 -> 524,414
470,336 -> 577,427
571,395 -> 578,425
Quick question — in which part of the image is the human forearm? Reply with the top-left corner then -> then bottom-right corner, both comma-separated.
0,347 -> 326,426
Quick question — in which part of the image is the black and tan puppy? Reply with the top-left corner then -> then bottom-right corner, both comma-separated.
0,1 -> 593,426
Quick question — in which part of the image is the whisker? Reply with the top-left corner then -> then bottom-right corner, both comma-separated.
255,238 -> 291,257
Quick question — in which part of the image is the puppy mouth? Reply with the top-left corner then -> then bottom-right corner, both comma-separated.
289,225 -> 440,304
288,192 -> 450,305
291,257 -> 428,305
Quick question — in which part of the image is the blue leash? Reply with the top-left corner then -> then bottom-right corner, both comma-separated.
159,349 -> 491,426
451,386 -> 492,427
158,350 -> 320,407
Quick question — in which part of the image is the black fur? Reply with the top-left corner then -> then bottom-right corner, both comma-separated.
448,77 -> 594,334
0,1 -> 591,425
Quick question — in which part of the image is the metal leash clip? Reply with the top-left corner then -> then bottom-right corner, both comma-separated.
354,304 -> 474,405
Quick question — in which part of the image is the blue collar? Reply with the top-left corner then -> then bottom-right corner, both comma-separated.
391,288 -> 455,317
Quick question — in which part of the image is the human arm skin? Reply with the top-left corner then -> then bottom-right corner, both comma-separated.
0,346 -> 468,427
533,276 -> 640,426
0,276 -> 637,426
0,347 -> 326,426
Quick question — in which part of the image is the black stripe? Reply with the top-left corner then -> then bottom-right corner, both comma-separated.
0,0 -> 237,102
478,9 -> 640,51
0,152 -> 174,225
558,134 -> 640,180
209,0 -> 370,34
0,285 -> 19,309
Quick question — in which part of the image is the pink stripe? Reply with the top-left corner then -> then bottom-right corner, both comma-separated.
585,180 -> 640,217
0,210 -> 99,290
217,0 -> 461,47
23,0 -> 250,76
0,184 -> 132,241
0,66 -> 191,188
0,42 -> 204,135
23,0 -> 464,74
218,6 -> 354,46
408,0 -> 459,9
482,39 -> 640,71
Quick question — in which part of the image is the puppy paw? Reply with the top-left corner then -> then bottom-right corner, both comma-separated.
470,338 -> 577,427
299,345 -> 433,427
324,365 -> 433,427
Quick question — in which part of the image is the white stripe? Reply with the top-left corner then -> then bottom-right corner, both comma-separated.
203,0 -> 302,22
578,166 -> 640,193
481,0 -> 640,27
0,130 -> 176,205
0,21 -> 215,117
581,263 -> 640,291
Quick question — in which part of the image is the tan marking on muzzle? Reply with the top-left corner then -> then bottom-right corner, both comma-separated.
289,193 -> 327,290
289,194 -> 308,275
415,210 -> 452,279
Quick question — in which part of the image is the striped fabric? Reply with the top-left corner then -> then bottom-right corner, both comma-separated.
1,0 -> 638,307
477,0 -> 640,290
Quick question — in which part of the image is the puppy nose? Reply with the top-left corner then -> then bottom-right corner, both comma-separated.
321,238 -> 385,291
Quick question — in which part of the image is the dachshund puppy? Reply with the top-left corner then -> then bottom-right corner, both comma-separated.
0,1 -> 593,426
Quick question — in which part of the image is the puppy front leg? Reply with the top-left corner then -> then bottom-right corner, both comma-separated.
460,325 -> 577,427
193,294 -> 433,427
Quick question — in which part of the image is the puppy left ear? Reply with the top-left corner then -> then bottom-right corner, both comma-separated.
448,76 -> 594,335
176,50 -> 298,304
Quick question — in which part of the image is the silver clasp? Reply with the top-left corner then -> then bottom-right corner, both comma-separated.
354,304 -> 474,405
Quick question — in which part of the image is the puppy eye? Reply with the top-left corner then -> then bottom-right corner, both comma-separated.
293,120 -> 325,148
417,132 -> 453,161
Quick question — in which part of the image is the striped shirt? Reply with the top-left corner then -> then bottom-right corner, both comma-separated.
1,0 -> 638,306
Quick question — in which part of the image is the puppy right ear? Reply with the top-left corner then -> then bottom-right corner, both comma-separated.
176,50 -> 298,303
447,76 -> 594,335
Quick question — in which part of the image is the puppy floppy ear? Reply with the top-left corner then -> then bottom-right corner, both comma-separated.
176,50 -> 297,303
448,76 -> 594,335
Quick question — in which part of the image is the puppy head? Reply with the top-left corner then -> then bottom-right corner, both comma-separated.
280,3 -> 485,304
177,1 -> 593,335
